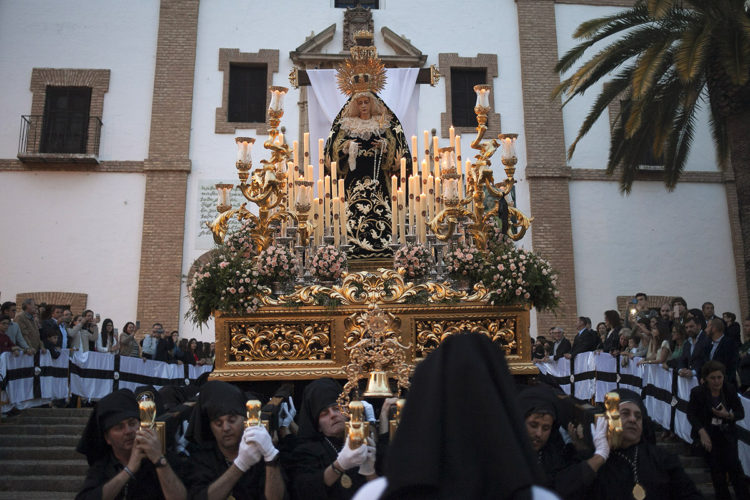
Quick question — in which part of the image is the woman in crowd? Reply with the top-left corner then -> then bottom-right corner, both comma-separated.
687,360 -> 750,500
95,318 -> 119,354
602,310 -> 623,353
174,338 -> 189,364
596,322 -> 607,347
664,324 -> 687,370
637,319 -> 672,366
118,321 -> 140,358
186,338 -> 203,365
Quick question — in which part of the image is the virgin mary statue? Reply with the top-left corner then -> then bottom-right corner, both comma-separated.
323,32 -> 412,260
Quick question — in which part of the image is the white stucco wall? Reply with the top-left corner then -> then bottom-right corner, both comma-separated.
180,1 -> 530,340
0,0 -> 159,161
570,180 -> 741,320
0,171 -> 146,331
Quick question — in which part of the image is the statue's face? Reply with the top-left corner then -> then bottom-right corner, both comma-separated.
356,96 -> 371,119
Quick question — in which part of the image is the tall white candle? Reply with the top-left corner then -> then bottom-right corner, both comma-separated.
391,175 -> 398,243
324,175 -> 331,234
427,174 -> 434,223
340,196 -> 348,245
432,135 -> 440,177
449,126 -> 455,149
398,189 -> 406,245
411,135 -> 418,165
415,194 -> 422,243
332,198 -> 341,247
303,132 -> 310,170
423,130 -> 430,165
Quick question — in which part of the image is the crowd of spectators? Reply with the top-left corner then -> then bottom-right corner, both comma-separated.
532,293 -> 750,500
0,299 -> 215,366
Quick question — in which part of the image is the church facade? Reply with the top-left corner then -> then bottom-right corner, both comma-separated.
0,0 -> 744,341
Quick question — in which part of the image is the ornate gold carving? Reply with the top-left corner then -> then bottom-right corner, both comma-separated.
343,310 -> 401,348
229,321 -> 331,361
259,268 -> 486,306
416,318 -> 517,357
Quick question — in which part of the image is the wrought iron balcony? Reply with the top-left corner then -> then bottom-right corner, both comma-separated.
18,114 -> 102,164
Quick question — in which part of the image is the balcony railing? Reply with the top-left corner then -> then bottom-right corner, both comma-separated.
18,114 -> 102,164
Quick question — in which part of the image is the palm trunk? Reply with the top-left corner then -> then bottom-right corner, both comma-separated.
727,107 -> 750,316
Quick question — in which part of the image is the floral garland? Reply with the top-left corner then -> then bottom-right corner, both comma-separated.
187,220 -> 262,325
444,245 -> 487,281
256,245 -> 299,284
393,243 -> 431,279
311,245 -> 347,281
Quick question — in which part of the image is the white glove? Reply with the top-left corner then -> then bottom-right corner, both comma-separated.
278,397 -> 296,428
358,438 -> 376,476
336,435 -> 368,470
245,425 -> 279,462
591,417 -> 610,461
234,427 -> 262,471
361,401 -> 376,423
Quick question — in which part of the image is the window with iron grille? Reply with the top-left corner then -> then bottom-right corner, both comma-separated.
450,68 -> 486,128
228,64 -> 267,123
41,86 -> 92,154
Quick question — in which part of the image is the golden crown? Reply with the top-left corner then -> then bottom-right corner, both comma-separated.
337,30 -> 386,96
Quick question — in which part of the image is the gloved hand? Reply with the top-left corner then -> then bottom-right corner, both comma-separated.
591,417 -> 610,461
245,425 -> 279,462
361,401 -> 376,423
234,427 -> 262,471
278,397 -> 296,428
358,437 -> 376,476
336,435 -> 368,470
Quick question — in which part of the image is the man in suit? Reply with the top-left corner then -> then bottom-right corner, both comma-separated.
15,298 -> 42,353
566,316 -> 599,359
547,326 -> 571,361
706,317 -> 739,388
679,315 -> 711,379
40,305 -> 63,346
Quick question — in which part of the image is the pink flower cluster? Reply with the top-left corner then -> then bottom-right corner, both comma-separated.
256,245 -> 299,281
444,245 -> 486,279
393,244 -> 431,278
311,245 -> 347,281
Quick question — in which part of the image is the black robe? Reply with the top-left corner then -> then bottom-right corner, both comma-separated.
76,453 -> 165,500
187,441 -> 267,500
537,431 -> 596,499
288,435 -> 367,500
585,441 -> 702,500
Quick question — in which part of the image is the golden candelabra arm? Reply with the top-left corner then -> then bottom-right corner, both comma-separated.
207,204 -> 252,245
429,64 -> 441,86
507,207 -> 533,241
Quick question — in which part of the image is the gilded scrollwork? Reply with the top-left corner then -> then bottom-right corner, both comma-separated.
258,268 -> 484,306
416,317 -> 517,357
229,321 -> 331,361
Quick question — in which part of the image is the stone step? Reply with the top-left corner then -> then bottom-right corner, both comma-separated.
0,460 -> 88,476
0,424 -> 84,435
0,475 -> 82,492
0,492 -> 76,500
1,434 -> 79,447
683,467 -> 712,485
2,415 -> 90,426
0,446 -> 82,461
19,408 -> 92,417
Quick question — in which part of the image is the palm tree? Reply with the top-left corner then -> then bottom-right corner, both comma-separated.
554,0 -> 750,300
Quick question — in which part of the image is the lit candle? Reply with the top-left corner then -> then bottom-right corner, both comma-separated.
303,132 -> 310,169
400,160 -> 407,188
293,141 -> 299,168
420,195 -> 427,243
411,135 -> 418,164
435,177 -> 443,213
398,189 -> 406,245
332,198 -> 341,247
427,174 -> 434,223
423,130 -> 430,164
391,175 -> 398,243
408,176 -> 416,232
324,175 -> 331,234
455,135 -> 462,164
318,138 -> 325,179
415,194 -> 422,242
432,135 -> 440,177
449,125 -> 455,149
340,196 -> 348,244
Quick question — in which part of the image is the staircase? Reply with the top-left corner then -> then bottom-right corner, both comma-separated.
0,407 -> 91,499
656,438 -> 715,499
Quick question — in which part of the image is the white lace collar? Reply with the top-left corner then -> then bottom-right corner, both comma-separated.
339,116 -> 388,140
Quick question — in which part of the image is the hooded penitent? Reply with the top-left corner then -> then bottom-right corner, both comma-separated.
383,333 -> 544,499
77,389 -> 139,465
186,380 -> 246,445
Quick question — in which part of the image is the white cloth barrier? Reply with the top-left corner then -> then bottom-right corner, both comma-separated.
1,350 -> 213,406
536,353 -> 698,444
738,396 -> 750,475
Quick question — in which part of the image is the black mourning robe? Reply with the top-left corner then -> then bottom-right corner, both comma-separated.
537,429 -> 596,499
187,441 -> 267,500
75,453 -> 165,500
585,441 -> 702,500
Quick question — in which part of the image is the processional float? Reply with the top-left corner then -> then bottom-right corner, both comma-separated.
203,31 -> 540,409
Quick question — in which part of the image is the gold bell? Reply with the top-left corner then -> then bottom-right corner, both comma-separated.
363,370 -> 393,397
